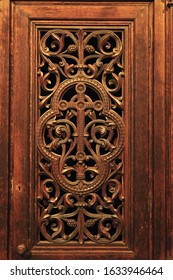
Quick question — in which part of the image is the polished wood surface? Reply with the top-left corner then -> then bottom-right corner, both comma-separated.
166,0 -> 173,259
0,0 -> 10,260
0,0 -> 172,260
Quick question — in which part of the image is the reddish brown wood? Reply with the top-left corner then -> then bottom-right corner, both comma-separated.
166,2 -> 173,259
9,1 -> 153,260
153,0 -> 166,260
0,0 -> 10,260
132,4 -> 151,259
170,4 -> 173,260
0,0 -> 171,260
10,1 -> 30,259
170,5 -> 173,260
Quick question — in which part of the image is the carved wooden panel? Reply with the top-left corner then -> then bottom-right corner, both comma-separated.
9,1 -> 168,260
10,2 -> 150,259
0,0 -> 171,261
37,28 -> 125,244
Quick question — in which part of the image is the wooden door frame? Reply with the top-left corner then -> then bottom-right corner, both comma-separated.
0,0 -> 172,260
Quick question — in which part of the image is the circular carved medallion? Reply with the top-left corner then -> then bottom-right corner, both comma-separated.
37,78 -> 124,194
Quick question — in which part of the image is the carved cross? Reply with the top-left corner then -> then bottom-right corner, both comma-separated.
58,82 -> 103,180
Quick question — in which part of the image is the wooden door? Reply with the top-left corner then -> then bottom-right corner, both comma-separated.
0,0 -> 171,260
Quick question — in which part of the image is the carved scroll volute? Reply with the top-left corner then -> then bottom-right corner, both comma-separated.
37,28 -> 125,244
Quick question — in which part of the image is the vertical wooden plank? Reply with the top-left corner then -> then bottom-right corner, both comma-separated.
10,3 -> 30,259
166,2 -> 173,259
170,4 -> 173,260
0,0 -> 10,260
148,2 -> 154,259
153,0 -> 166,259
133,6 -> 150,259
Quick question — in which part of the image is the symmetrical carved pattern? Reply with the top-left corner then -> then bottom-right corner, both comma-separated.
37,28 -> 125,244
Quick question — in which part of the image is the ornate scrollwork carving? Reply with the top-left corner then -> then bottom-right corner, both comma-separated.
37,28 -> 125,244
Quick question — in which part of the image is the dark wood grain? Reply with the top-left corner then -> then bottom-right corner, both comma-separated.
0,0 -> 10,260
10,2 -> 30,259
153,0 -> 166,260
166,2 -> 173,260
170,5 -> 173,260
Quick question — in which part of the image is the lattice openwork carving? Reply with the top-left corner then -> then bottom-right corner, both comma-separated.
37,28 -> 125,244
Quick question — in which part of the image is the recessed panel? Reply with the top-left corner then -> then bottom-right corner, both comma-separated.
37,27 -> 125,244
